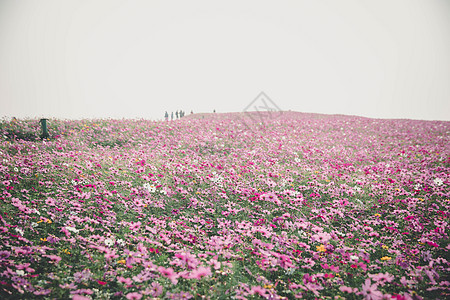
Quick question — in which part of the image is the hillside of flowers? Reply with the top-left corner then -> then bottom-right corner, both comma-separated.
0,112 -> 449,300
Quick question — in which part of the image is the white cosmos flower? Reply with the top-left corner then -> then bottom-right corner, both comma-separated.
350,255 -> 359,261
143,183 -> 156,193
298,230 -> 307,238
285,268 -> 295,275
433,178 -> 443,186
335,231 -> 346,237
211,175 -> 223,184
66,226 -> 79,233
104,238 -> 114,246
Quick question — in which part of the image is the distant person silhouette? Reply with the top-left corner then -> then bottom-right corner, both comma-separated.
171,112 -> 174,120
164,111 -> 168,121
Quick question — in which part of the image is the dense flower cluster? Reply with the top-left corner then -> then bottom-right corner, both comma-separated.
0,112 -> 449,299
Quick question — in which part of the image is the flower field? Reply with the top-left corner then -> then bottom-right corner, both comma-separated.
0,112 -> 449,299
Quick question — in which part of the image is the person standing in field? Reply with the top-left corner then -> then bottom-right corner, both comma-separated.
165,111 -> 169,121
171,112 -> 174,120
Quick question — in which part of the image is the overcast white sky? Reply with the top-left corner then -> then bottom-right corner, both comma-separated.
0,0 -> 449,121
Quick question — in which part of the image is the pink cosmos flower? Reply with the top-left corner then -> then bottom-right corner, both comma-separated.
104,250 -> 119,261
45,197 -> 56,206
33,289 -> 51,296
45,255 -> 62,264
158,266 -> 178,284
61,226 -> 71,237
368,272 -> 395,285
174,252 -> 199,269
148,282 -> 163,297
189,266 -> 212,279
209,259 -> 221,270
339,199 -> 349,206
72,295 -> 91,300
117,276 -> 133,285
129,221 -> 141,231
312,232 -> 332,243
126,292 -> 142,300
250,286 -> 268,297
70,289 -> 93,295
340,286 -> 358,293
261,192 -> 281,205
60,283 -> 77,289
360,279 -> 383,300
